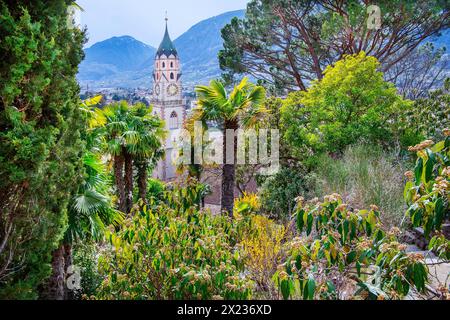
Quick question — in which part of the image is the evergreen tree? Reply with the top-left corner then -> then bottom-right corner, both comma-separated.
0,1 -> 85,298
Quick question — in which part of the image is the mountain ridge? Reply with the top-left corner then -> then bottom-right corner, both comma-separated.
78,10 -> 245,90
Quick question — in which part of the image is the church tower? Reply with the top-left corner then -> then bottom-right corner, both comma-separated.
152,16 -> 186,180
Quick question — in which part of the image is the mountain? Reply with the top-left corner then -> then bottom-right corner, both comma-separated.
78,36 -> 156,89
77,10 -> 245,90
175,9 -> 245,86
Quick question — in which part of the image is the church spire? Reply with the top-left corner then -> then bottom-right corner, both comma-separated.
156,13 -> 177,58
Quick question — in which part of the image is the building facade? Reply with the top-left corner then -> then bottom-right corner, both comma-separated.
151,18 -> 187,180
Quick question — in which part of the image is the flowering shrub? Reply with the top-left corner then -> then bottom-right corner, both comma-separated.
275,195 -> 429,300
234,192 -> 261,216
95,181 -> 253,300
404,131 -> 450,258
239,214 -> 286,298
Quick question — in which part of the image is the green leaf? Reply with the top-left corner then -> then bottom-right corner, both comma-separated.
326,280 -> 336,294
412,209 -> 423,227
307,277 -> 316,300
431,140 -> 444,153
424,153 -> 435,182
306,213 -> 314,235
434,198 -> 444,229
346,251 -> 357,264
296,209 -> 305,232
280,279 -> 290,300
413,263 -> 425,292
403,181 -> 413,203
414,157 -> 423,185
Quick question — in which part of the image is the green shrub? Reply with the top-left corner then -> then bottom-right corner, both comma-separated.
276,195 -> 429,300
72,242 -> 103,299
147,178 -> 165,202
403,133 -> 450,259
95,181 -> 253,300
259,167 -> 313,220
281,52 -> 413,166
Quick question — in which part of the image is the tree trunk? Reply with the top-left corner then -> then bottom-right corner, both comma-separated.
221,163 -> 235,216
63,244 -> 74,300
41,243 -> 76,300
113,153 -> 126,213
124,151 -> 134,213
221,120 -> 237,217
137,160 -> 148,204
42,244 -> 65,300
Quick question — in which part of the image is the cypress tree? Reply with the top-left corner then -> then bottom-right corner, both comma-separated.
0,0 -> 85,299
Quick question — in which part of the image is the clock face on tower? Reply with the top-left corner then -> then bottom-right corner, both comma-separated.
154,84 -> 160,96
167,83 -> 179,96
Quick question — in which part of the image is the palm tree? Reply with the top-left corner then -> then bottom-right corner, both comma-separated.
94,101 -> 130,212
95,101 -> 166,212
193,77 -> 266,215
126,103 -> 166,203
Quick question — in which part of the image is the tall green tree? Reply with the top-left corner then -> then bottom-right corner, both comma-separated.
95,101 -> 165,213
0,0 -> 85,298
194,78 -> 266,215
219,0 -> 449,92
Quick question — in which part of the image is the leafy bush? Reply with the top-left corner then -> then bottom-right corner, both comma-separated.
259,167 -> 313,220
95,181 -> 253,300
403,132 -> 450,259
147,178 -> 165,203
275,195 -> 429,300
401,79 -> 450,142
281,52 -> 413,167
313,144 -> 408,229
72,242 -> 103,299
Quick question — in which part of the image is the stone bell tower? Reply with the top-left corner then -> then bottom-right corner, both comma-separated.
152,15 -> 186,180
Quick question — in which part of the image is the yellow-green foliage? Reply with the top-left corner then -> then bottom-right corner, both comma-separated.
96,182 -> 253,300
239,215 -> 286,297
234,192 -> 261,216
281,52 -> 412,164
276,195 -> 429,300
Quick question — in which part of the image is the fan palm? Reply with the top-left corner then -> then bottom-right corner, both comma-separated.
193,77 -> 266,215
94,101 -> 166,212
94,101 -> 130,212
67,152 -> 122,242
126,103 -> 166,203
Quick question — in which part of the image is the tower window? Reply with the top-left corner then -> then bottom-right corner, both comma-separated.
169,111 -> 179,129
170,72 -> 174,80
170,62 -> 173,68
162,62 -> 165,68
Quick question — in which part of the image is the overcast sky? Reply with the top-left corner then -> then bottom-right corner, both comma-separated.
77,0 -> 249,47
